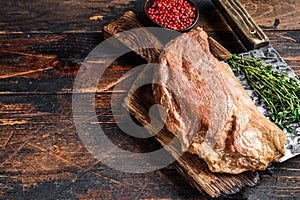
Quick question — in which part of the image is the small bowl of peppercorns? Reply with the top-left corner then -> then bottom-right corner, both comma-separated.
144,0 -> 199,32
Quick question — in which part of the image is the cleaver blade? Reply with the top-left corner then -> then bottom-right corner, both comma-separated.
211,0 -> 300,162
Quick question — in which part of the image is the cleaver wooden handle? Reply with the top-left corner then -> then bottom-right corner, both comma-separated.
211,0 -> 269,50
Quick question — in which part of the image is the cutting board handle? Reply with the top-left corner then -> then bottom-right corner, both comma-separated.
211,0 -> 269,50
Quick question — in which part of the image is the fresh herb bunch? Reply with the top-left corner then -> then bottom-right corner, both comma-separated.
229,54 -> 300,133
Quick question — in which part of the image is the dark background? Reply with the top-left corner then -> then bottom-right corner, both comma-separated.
0,0 -> 299,199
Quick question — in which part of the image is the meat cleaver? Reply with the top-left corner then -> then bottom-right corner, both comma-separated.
211,0 -> 300,162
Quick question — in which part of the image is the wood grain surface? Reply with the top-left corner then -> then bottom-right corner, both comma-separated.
0,0 -> 300,199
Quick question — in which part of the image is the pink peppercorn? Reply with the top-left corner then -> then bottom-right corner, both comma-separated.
147,0 -> 197,31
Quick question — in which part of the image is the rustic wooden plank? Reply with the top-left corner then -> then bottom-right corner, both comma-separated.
0,33 -> 101,77
0,31 -> 297,65
241,157 -> 300,199
0,0 -> 134,33
240,0 -> 300,30
198,0 -> 300,31
0,93 -> 299,199
0,33 -> 145,93
0,31 -> 299,93
0,92 -> 211,199
0,93 -> 156,197
0,95 -> 94,198
0,0 -> 299,33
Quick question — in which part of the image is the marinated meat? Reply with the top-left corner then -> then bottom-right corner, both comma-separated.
153,28 -> 286,174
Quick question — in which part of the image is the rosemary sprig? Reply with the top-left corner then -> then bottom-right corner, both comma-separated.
228,54 -> 300,133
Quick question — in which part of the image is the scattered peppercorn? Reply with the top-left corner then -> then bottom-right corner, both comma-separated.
147,0 -> 197,31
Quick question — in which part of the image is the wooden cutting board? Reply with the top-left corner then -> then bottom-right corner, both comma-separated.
103,11 -> 259,198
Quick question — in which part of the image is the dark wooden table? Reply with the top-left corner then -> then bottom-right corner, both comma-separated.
0,0 -> 299,199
